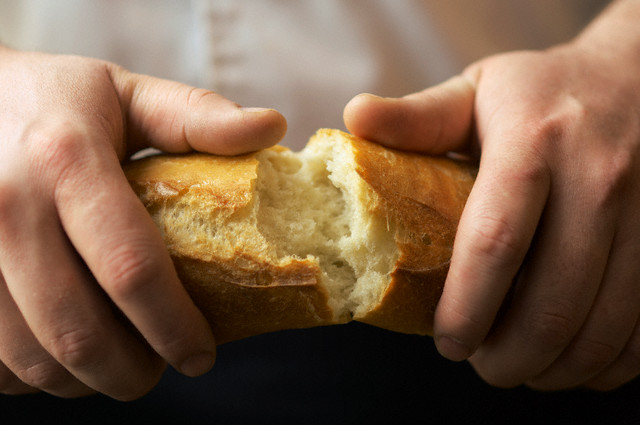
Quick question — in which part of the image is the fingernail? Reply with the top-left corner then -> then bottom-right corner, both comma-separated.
436,335 -> 473,362
179,351 -> 215,377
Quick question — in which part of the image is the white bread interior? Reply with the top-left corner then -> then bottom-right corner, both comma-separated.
154,134 -> 398,324
255,137 -> 399,322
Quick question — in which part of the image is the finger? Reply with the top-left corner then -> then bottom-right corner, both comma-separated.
585,317 -> 640,391
525,218 -> 640,390
0,270 -> 91,397
0,291 -> 91,397
107,64 -> 287,156
0,362 -> 39,395
0,274 -> 42,396
581,200 -> 640,391
0,210 -> 165,399
43,123 -> 217,381
1,214 -> 165,400
433,140 -> 550,362
0,159 -> 166,400
468,181 -> 617,388
343,75 -> 475,154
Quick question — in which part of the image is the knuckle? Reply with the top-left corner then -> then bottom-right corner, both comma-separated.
165,87 -> 212,138
174,87 -> 217,142
467,213 -> 525,270
466,160 -> 550,272
437,297 -> 485,340
509,158 -> 550,190
522,296 -> 581,352
568,338 -> 618,376
27,123 -> 86,167
153,321 -> 205,360
529,96 -> 587,151
185,86 -> 216,108
528,115 -> 569,153
584,324 -> 640,391
48,326 -> 104,371
101,243 -> 160,300
24,122 -> 91,191
15,357 -> 70,391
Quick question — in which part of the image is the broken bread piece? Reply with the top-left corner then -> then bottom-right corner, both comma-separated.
124,129 -> 476,344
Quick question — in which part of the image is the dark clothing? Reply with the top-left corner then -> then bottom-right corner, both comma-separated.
2,322 -> 639,424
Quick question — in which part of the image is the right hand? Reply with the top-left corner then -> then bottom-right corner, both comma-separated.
0,46 -> 287,400
344,41 -> 640,391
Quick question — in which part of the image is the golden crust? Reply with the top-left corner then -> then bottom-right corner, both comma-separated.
124,130 -> 476,343
125,152 -> 259,211
124,150 -> 338,344
174,254 -> 334,344
320,130 -> 476,335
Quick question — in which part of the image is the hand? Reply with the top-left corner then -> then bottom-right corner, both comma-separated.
344,39 -> 640,390
0,46 -> 286,399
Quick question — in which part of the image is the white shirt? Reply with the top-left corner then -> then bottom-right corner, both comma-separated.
0,0 -> 605,149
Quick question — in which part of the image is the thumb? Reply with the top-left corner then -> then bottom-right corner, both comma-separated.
343,75 -> 475,154
108,64 -> 287,156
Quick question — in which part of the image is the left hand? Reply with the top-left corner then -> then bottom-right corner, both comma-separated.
343,40 -> 640,391
0,48 -> 286,399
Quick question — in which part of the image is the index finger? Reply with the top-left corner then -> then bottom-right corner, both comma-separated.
433,141 -> 550,361
53,135 -> 216,377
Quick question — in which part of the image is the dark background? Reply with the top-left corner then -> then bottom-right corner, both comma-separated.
2,322 -> 638,424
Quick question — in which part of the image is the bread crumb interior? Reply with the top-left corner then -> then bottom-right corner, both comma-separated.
255,136 -> 398,321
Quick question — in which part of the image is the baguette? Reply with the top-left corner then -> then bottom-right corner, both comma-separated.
124,129 -> 477,344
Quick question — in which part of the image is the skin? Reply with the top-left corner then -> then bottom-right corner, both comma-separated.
344,0 -> 640,391
0,46 -> 286,399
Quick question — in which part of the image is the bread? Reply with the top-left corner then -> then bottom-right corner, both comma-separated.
124,129 -> 477,344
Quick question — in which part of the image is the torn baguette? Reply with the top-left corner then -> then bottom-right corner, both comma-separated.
124,129 -> 477,344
